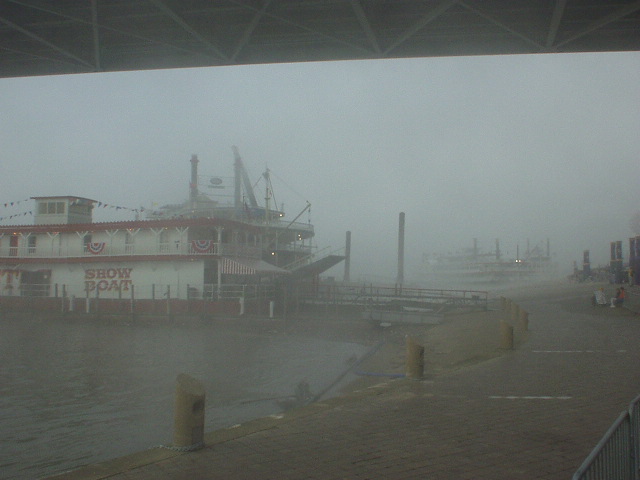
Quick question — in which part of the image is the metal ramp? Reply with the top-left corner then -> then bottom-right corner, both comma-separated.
285,254 -> 345,280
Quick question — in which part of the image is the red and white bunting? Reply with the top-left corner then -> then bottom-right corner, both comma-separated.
87,242 -> 106,254
190,240 -> 213,253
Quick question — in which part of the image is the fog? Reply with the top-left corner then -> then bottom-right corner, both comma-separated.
1,52 -> 639,282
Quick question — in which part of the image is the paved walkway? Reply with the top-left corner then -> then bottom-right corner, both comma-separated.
50,283 -> 640,480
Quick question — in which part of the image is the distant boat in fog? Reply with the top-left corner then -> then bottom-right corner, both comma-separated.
420,238 -> 557,287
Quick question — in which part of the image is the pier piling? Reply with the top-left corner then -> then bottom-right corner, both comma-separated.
405,336 -> 424,379
173,373 -> 205,450
500,321 -> 514,350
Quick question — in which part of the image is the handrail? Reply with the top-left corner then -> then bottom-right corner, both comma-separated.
573,394 -> 640,480
0,282 -> 275,301
0,241 -> 263,260
282,245 -> 332,271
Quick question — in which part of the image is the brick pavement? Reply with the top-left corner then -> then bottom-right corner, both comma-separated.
50,283 -> 640,480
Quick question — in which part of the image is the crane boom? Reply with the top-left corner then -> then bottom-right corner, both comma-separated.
232,146 -> 259,209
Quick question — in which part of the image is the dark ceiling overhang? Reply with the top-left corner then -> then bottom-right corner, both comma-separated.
1,0 -> 639,79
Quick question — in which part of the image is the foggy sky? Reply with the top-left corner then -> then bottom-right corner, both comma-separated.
1,52 -> 639,282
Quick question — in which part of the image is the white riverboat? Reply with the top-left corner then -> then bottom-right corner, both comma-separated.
0,149 -> 343,315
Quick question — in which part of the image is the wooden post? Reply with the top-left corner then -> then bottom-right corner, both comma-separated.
500,321 -> 514,350
405,336 -> 424,379
166,285 -> 171,316
95,285 -> 100,314
85,287 -> 90,314
173,373 -> 205,449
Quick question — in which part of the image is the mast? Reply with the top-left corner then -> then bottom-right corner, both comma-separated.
397,212 -> 405,287
232,146 -> 259,217
344,231 -> 351,283
263,168 -> 271,223
189,154 -> 199,209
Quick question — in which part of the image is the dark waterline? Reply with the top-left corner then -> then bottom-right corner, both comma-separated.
0,314 -> 369,480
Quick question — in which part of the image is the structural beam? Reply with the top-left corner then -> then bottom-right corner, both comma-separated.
350,0 -> 381,54
546,0 -> 568,49
555,0 -> 640,49
228,0 -> 373,56
5,0 -> 215,61
148,0 -> 229,63
91,0 -> 101,71
384,0 -> 459,55
230,0 -> 273,62
459,2 -> 545,51
0,14 -> 95,70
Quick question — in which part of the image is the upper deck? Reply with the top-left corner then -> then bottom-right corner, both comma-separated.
0,216 -> 313,263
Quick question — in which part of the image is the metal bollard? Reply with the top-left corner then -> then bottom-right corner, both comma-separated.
173,373 -> 205,450
500,321 -> 514,350
405,336 -> 424,379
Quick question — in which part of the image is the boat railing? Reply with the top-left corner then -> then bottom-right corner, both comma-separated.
281,245 -> 339,271
274,242 -> 316,255
244,218 -> 315,233
0,241 -> 262,259
0,281 -> 276,302
281,250 -> 315,271
293,283 -> 489,311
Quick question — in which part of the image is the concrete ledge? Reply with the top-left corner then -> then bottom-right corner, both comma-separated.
46,378 -> 401,480
205,379 -> 397,446
46,446 -> 181,480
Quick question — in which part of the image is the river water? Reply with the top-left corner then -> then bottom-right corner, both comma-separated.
0,314 -> 370,480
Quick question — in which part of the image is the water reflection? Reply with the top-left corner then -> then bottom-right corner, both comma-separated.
0,315 -> 368,479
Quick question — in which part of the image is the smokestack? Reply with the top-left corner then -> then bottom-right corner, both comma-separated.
495,238 -> 501,260
344,231 -> 351,283
190,154 -> 199,207
397,212 -> 405,286
583,249 -> 591,277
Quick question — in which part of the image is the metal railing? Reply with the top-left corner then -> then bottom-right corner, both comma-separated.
0,282 -> 275,302
0,241 -> 262,259
281,245 -> 334,271
291,283 -> 488,310
573,394 -> 640,480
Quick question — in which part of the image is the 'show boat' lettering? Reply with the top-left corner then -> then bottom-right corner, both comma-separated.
84,268 -> 133,280
85,279 -> 133,292
117,268 -> 132,278
84,268 -> 134,292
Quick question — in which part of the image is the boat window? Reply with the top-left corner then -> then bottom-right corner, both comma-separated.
38,201 -> 66,214
28,236 -> 37,253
